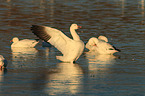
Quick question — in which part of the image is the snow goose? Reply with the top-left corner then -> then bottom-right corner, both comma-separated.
0,55 -> 7,69
31,23 -> 84,63
86,36 -> 120,55
11,37 -> 39,48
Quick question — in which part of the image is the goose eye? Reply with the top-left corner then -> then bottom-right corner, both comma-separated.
93,44 -> 97,46
109,48 -> 114,50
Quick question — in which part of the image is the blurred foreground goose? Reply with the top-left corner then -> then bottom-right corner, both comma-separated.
0,55 -> 7,69
11,37 -> 39,48
86,36 -> 120,55
31,24 -> 84,63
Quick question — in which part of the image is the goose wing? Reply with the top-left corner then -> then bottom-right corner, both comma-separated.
31,25 -> 72,54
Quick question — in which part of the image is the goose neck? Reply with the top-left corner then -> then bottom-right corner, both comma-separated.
70,28 -> 80,41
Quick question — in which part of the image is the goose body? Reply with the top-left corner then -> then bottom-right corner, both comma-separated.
11,37 -> 39,48
86,36 -> 120,55
0,55 -> 7,69
31,24 -> 84,63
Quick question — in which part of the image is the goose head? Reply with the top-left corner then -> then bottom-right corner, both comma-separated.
86,37 -> 99,51
70,24 -> 81,30
11,37 -> 19,43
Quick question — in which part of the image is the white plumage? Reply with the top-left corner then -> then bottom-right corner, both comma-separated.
86,36 -> 120,55
11,37 -> 39,48
31,24 -> 84,63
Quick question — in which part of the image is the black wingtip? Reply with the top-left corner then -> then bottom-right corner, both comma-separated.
31,25 -> 51,42
113,46 -> 121,52
116,48 -> 121,52
35,39 -> 39,41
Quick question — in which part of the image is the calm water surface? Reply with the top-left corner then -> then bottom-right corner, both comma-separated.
0,0 -> 145,96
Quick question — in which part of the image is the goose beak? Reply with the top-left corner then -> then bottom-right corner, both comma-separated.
10,40 -> 13,42
78,26 -> 82,28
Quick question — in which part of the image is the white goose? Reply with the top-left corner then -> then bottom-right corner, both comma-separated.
86,36 -> 120,55
0,55 -> 7,69
31,24 -> 84,63
11,37 -> 39,48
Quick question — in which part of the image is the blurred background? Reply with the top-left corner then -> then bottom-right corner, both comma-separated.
0,0 -> 145,96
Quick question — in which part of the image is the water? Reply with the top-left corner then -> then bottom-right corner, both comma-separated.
0,0 -> 145,95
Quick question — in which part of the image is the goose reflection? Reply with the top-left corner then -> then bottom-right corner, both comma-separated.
6,0 -> 11,2
11,47 -> 38,68
141,0 -> 144,24
44,63 -> 83,95
85,51 -> 116,75
121,0 -> 125,17
0,68 -> 7,89
43,47 -> 58,62
11,47 -> 38,57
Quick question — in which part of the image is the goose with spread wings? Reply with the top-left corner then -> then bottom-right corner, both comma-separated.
31,24 -> 84,63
